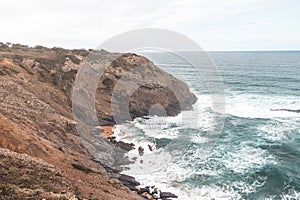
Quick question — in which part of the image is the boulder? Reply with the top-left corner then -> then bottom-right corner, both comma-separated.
160,192 -> 178,199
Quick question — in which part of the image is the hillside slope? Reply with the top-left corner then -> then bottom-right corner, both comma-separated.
0,43 -> 197,199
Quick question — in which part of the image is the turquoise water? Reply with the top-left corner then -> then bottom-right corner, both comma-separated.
114,51 -> 300,199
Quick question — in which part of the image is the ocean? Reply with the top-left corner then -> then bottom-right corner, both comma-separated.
112,51 -> 300,199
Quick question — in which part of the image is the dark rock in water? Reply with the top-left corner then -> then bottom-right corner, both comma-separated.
109,173 -> 140,191
138,146 -> 144,156
138,187 -> 150,194
102,165 -> 145,192
138,186 -> 178,199
102,165 -> 141,191
118,174 -> 140,186
149,186 -> 157,195
108,136 -> 116,140
108,137 -> 118,144
116,141 -> 135,151
160,192 -> 178,199
271,108 -> 300,113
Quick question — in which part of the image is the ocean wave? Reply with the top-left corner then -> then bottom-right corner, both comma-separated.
225,93 -> 300,119
111,88 -> 300,199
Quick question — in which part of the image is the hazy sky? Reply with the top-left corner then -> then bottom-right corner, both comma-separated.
0,0 -> 299,51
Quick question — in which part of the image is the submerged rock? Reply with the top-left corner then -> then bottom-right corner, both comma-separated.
138,146 -> 144,156
271,108 -> 300,113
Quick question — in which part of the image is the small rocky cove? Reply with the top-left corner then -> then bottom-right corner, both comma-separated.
104,132 -> 179,200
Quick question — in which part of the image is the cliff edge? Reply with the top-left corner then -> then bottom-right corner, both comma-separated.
0,43 -> 197,199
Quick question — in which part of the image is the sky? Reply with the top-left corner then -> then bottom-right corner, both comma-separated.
0,0 -> 299,51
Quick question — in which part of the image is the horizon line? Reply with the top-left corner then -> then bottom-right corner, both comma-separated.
206,49 -> 300,52
1,42 -> 299,52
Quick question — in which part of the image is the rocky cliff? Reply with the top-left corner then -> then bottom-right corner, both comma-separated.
0,43 -> 197,199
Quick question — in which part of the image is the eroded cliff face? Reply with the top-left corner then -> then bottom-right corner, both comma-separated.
0,43 -> 197,199
94,53 -> 197,124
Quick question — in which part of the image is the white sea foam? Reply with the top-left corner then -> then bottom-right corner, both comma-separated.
123,163 -> 241,200
226,93 -> 300,119
258,119 -> 299,141
110,92 -> 299,199
222,146 -> 276,174
280,188 -> 300,200
116,128 -> 272,199
190,135 -> 210,144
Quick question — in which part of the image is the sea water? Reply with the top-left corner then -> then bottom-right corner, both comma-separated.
113,51 -> 300,200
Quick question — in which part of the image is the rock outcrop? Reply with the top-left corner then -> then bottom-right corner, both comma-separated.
73,52 -> 197,125
0,43 -> 197,199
